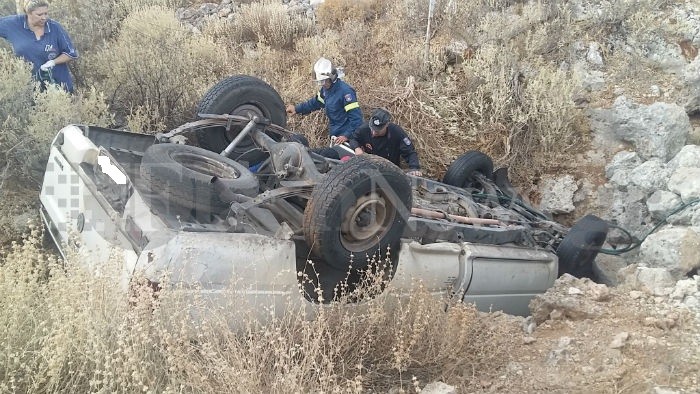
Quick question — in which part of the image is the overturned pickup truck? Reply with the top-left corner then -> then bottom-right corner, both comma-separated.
39,75 -> 608,316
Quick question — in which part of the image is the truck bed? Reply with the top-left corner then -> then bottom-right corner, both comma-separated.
65,125 -> 231,230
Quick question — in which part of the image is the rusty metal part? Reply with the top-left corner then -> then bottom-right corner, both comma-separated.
411,207 -> 500,226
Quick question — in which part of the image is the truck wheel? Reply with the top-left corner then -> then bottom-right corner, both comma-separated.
556,215 -> 609,278
442,151 -> 494,188
303,155 -> 412,271
140,144 -> 258,212
196,75 -> 286,164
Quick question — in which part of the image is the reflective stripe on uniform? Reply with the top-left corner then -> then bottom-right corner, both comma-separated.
344,102 -> 359,111
317,92 -> 325,104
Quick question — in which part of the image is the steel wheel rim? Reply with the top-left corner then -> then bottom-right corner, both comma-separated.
171,152 -> 240,179
340,191 -> 395,252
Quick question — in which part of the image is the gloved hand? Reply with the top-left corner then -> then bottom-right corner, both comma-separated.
406,170 -> 423,177
40,60 -> 56,71
333,135 -> 348,144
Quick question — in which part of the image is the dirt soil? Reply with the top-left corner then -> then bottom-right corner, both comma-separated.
477,275 -> 700,394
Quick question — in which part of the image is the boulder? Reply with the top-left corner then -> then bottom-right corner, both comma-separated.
421,382 -> 456,394
689,125 -> 700,145
669,277 -> 699,300
605,186 -> 654,242
684,56 -> 700,114
573,61 -> 606,91
539,175 -> 578,214
667,203 -> 700,226
592,254 -> 628,286
627,158 -> 669,193
647,190 -> 683,220
622,266 -> 676,296
586,42 -> 604,66
605,150 -> 642,187
639,226 -> 700,278
667,167 -> 700,202
666,144 -> 700,173
635,35 -> 687,74
591,97 -> 691,161
529,274 -> 609,324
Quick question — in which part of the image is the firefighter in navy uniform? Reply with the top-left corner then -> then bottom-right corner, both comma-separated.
348,108 -> 423,176
286,57 -> 363,147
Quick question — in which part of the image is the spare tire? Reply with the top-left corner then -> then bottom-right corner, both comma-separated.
303,155 -> 412,271
140,143 -> 258,212
196,75 -> 286,164
442,150 -> 494,188
556,215 -> 609,278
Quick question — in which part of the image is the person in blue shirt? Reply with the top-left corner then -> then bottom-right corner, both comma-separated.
286,57 -> 363,145
348,108 -> 423,176
0,0 -> 78,92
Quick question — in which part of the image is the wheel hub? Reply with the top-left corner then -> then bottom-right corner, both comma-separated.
340,192 -> 394,252
226,104 -> 264,142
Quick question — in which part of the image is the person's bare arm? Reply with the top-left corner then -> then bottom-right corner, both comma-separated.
40,53 -> 73,70
53,53 -> 73,65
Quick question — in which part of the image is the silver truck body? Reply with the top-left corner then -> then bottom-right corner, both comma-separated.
40,124 -> 558,316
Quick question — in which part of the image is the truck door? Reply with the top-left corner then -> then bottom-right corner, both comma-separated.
461,244 -> 558,316
391,241 -> 473,299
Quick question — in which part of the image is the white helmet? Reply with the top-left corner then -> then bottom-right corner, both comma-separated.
313,57 -> 334,82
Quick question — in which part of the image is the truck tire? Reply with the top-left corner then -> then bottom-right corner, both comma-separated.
140,144 -> 258,212
196,75 -> 286,164
556,215 -> 609,278
303,155 -> 412,271
442,151 -> 494,188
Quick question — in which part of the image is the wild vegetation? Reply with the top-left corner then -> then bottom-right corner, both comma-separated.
1,229 -> 511,392
0,0 -> 693,391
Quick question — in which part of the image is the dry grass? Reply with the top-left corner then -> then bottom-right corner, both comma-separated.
232,1 -> 314,49
0,231 -> 512,392
204,1 -> 314,50
316,0 -> 384,30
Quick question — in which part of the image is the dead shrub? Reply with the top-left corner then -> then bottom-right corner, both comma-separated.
316,0 -> 383,30
0,236 -> 512,392
223,1 -> 314,49
83,6 -> 229,131
453,44 -> 582,182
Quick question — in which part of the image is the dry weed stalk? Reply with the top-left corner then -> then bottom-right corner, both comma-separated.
0,234 -> 511,392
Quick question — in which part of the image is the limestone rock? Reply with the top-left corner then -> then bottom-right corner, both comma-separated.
639,227 -> 700,278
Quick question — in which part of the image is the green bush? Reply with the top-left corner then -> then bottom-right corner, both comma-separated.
49,0 -> 193,55
0,49 -> 111,241
82,6 -> 230,131
0,49 -> 34,121
0,0 -> 16,15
